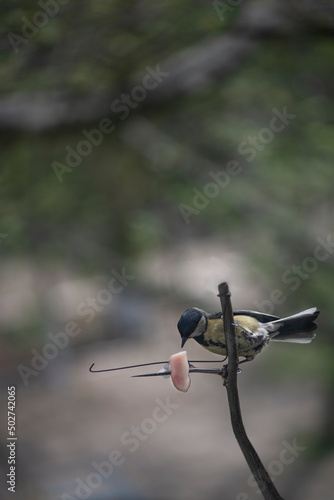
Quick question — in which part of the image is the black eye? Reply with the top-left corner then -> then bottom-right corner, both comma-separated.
177,308 -> 203,337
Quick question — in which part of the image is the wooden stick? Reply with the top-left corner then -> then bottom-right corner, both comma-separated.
218,282 -> 284,500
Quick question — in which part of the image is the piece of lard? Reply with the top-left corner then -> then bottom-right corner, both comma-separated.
169,351 -> 191,392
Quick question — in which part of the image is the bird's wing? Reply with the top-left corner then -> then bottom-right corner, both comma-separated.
207,311 -> 223,319
208,310 -> 280,323
233,310 -> 280,323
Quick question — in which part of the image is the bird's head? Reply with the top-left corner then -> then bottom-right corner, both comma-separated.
177,308 -> 208,348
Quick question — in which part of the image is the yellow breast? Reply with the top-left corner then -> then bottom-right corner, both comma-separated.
197,315 -> 264,358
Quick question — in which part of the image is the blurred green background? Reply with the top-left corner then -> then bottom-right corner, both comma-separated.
1,1 -> 334,499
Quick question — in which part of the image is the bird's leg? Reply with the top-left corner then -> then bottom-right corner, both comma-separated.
221,358 -> 243,386
238,356 -> 254,365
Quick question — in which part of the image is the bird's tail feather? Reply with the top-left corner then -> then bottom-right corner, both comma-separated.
269,307 -> 319,343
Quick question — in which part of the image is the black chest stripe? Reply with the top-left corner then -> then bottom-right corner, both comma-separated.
197,335 -> 226,349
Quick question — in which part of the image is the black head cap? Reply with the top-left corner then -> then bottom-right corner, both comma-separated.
177,308 -> 206,347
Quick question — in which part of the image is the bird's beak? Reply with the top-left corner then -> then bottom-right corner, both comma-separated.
181,337 -> 187,348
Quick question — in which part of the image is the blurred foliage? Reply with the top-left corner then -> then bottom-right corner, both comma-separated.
1,0 -> 224,91
1,3 -> 334,447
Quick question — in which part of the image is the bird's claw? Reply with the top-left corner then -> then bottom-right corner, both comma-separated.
221,362 -> 242,386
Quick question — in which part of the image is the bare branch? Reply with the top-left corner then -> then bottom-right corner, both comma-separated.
218,282 -> 284,500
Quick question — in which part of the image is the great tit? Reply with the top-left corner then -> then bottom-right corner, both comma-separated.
177,307 -> 319,361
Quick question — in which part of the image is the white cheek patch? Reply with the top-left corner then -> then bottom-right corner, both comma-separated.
189,315 -> 207,338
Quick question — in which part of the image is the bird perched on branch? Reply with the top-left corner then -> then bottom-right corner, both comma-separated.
177,307 -> 319,361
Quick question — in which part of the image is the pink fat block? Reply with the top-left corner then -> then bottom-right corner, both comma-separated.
169,351 -> 191,392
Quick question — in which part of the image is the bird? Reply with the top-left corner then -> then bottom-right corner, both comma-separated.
177,307 -> 319,362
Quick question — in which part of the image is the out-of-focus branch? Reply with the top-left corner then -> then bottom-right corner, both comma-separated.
2,1 -> 334,131
0,32 -> 255,132
217,282 -> 284,500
